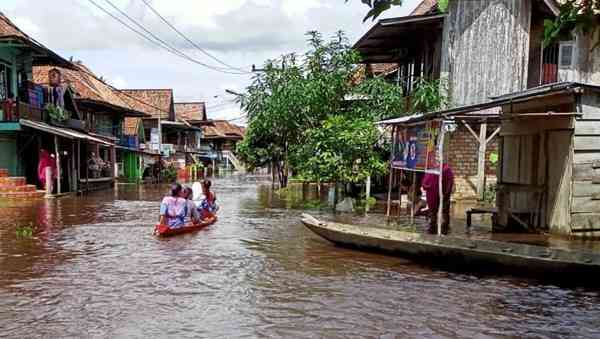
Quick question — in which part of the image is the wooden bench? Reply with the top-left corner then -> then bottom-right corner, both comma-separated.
466,207 -> 534,229
466,207 -> 497,228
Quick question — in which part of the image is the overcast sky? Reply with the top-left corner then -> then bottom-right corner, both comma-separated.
4,0 -> 420,123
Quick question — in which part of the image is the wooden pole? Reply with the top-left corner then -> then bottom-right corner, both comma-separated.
386,166 -> 394,217
386,126 -> 396,217
71,139 -> 79,192
365,175 -> 371,213
410,171 -> 416,225
397,169 -> 403,217
54,135 -> 61,195
477,122 -> 488,200
45,167 -> 52,197
438,124 -> 446,236
67,147 -> 72,193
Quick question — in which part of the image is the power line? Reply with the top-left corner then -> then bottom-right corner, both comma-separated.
139,0 -> 251,74
86,0 -> 248,75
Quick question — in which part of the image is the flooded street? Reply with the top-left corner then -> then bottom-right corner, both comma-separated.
1,176 -> 600,338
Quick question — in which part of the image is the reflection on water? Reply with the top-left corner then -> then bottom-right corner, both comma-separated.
1,176 -> 600,338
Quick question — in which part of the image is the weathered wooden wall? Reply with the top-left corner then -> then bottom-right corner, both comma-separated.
441,0 -> 532,107
571,90 -> 600,235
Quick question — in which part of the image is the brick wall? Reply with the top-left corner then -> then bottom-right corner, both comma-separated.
447,124 -> 498,199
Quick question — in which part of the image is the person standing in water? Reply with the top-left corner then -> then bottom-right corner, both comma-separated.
422,163 -> 454,235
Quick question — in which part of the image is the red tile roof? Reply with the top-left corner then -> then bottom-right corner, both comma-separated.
410,0 -> 438,15
202,120 -> 245,140
0,12 -> 30,40
33,63 -> 143,115
119,89 -> 173,119
175,102 -> 207,121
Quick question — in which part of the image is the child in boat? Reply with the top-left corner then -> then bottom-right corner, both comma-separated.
182,186 -> 201,225
159,184 -> 199,228
193,180 -> 218,219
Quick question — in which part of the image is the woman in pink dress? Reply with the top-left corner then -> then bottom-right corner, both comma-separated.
38,149 -> 56,191
422,164 -> 454,235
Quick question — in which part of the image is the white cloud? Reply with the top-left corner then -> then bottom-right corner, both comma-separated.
5,0 -> 421,116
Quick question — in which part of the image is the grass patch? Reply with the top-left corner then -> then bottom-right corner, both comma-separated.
16,224 -> 34,239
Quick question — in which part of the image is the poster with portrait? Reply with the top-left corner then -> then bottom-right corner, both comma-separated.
391,120 -> 442,173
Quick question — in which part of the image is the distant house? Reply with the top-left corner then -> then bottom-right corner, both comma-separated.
32,63 -> 149,190
121,89 -> 202,169
201,120 -> 245,172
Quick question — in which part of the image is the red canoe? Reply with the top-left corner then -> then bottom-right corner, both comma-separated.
154,216 -> 218,237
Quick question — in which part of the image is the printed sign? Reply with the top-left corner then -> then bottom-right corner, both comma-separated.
392,120 -> 442,173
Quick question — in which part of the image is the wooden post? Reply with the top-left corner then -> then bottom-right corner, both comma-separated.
387,126 -> 396,217
45,167 -> 52,197
438,124 -> 445,236
477,122 -> 488,200
386,166 -> 394,217
54,136 -> 61,195
111,146 -> 117,179
497,136 -> 507,228
72,141 -> 78,192
67,148 -> 72,193
410,171 -> 416,225
397,169 -> 403,217
365,176 -> 371,213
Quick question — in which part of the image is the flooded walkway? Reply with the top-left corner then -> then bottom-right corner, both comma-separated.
1,176 -> 600,338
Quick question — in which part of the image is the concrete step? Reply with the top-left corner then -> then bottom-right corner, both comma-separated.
0,177 -> 26,187
0,185 -> 36,193
0,169 -> 8,178
0,191 -> 45,199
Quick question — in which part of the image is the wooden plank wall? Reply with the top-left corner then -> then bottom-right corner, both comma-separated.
501,117 -> 574,233
440,0 -> 532,107
571,90 -> 600,234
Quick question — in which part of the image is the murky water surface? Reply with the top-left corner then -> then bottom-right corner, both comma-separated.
1,176 -> 600,338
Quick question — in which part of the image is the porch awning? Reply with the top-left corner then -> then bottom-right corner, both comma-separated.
19,119 -> 115,146
354,13 -> 445,64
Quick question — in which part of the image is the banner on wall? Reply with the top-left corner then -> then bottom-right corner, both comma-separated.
391,120 -> 443,173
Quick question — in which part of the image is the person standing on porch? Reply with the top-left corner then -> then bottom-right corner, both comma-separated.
422,163 -> 454,235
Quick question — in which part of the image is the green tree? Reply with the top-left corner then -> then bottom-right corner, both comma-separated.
349,0 -> 448,21
238,31 -> 405,188
544,0 -> 600,47
292,115 -> 387,185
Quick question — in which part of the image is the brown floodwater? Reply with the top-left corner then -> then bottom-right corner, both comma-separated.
1,176 -> 600,338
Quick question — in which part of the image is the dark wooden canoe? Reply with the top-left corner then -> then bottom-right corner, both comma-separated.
301,214 -> 600,282
155,216 -> 218,237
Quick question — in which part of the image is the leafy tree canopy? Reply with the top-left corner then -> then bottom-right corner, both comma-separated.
238,31 -> 405,188
544,0 -> 600,47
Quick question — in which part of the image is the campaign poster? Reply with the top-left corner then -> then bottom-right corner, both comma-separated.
391,120 -> 442,173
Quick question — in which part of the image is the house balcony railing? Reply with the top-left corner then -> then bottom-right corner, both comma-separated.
119,135 -> 140,149
0,100 -> 43,122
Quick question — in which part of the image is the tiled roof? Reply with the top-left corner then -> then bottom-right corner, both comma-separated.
175,102 -> 207,121
202,120 -> 245,139
119,89 -> 173,119
410,0 -> 438,15
0,12 -> 29,40
0,12 -> 71,68
33,63 -> 139,113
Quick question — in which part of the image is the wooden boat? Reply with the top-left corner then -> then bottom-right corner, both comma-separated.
301,214 -> 600,281
154,215 -> 218,237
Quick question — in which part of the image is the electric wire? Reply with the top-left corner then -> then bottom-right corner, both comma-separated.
139,0 -> 252,74
86,0 -> 248,75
